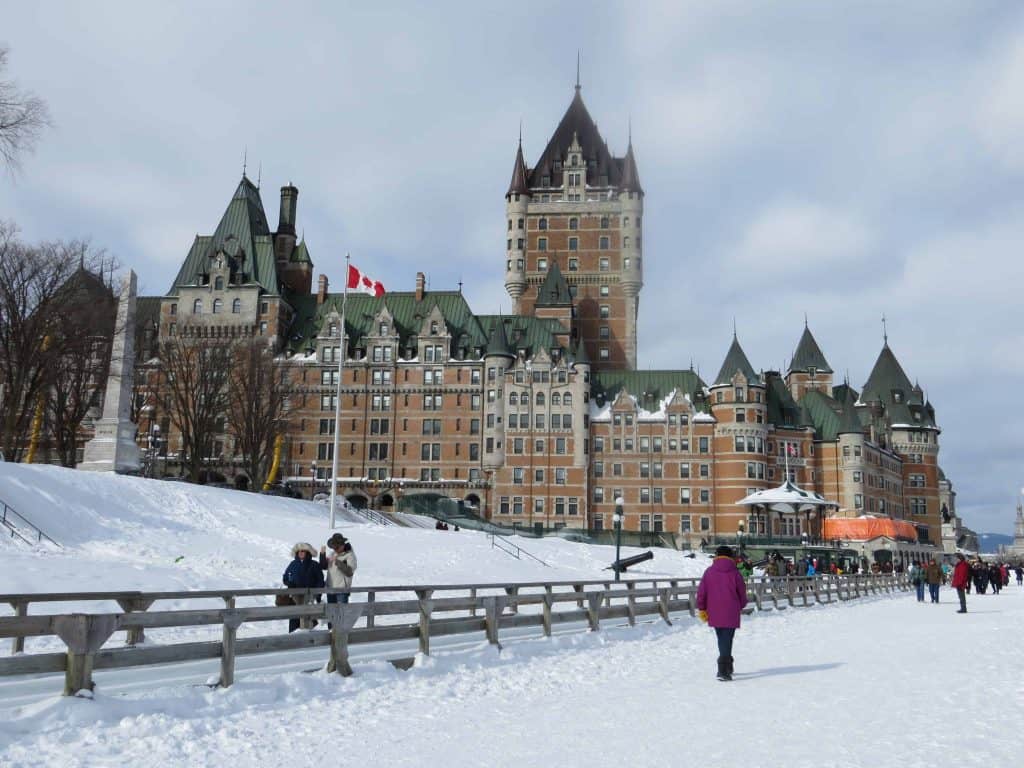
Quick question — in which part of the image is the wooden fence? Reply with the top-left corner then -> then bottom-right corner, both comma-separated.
0,573 -> 908,697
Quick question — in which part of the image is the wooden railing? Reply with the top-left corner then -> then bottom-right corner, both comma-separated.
0,574 -> 908,697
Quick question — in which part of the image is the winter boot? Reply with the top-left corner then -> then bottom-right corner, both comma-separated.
725,656 -> 734,680
716,656 -> 729,681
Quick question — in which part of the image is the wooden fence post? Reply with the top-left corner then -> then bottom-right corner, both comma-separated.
115,598 -> 155,646
542,587 -> 553,637
626,583 -> 637,626
585,592 -> 602,631
325,603 -> 365,676
9,601 -> 28,654
753,581 -> 764,611
366,591 -> 376,628
658,588 -> 672,626
484,596 -> 507,649
504,586 -> 520,615
573,583 -> 584,609
687,589 -> 696,618
469,588 -> 477,618
53,614 -> 117,696
219,609 -> 243,688
416,589 -> 433,656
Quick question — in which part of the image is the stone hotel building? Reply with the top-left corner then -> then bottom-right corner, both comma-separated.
132,84 -> 953,546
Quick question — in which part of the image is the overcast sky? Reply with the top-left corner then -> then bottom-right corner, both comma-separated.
2,2 -> 1022,534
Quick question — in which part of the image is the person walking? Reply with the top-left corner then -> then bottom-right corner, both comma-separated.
909,561 -> 926,603
951,553 -> 971,613
319,533 -> 357,605
988,563 -> 1002,595
696,545 -> 748,682
1015,565 -> 1023,586
282,542 -> 325,632
924,558 -> 943,604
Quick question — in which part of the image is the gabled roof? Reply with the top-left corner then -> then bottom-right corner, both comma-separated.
789,325 -> 832,374
713,335 -> 760,386
592,370 -> 706,410
507,141 -> 530,196
534,261 -> 572,307
168,175 -> 279,296
528,88 -> 622,189
478,315 -> 564,359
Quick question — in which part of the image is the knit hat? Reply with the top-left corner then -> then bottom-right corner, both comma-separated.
715,545 -> 734,558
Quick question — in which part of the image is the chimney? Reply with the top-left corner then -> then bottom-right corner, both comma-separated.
415,271 -> 425,302
278,184 -> 298,235
317,274 -> 329,305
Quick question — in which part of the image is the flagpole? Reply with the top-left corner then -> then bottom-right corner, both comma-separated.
329,253 -> 350,530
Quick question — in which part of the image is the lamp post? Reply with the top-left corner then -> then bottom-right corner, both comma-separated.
310,460 -> 318,499
614,496 -> 625,582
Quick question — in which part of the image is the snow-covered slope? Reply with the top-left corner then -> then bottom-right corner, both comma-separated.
0,462 -> 708,599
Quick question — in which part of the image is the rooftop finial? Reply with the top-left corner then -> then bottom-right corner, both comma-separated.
733,317 -> 737,338
242,146 -> 247,177
882,313 -> 888,345
804,311 -> 808,328
576,50 -> 581,92
628,115 -> 632,146
519,119 -> 522,147
256,161 -> 261,188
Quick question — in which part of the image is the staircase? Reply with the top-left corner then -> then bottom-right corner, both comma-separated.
352,506 -> 394,527
1,498 -> 61,547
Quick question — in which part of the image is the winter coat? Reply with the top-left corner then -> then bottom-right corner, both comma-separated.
319,547 -> 357,589
924,562 -> 943,585
908,565 -> 923,585
951,560 -> 971,589
283,555 -> 325,589
696,556 -> 748,629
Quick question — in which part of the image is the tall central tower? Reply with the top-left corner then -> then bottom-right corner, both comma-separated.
504,83 -> 643,370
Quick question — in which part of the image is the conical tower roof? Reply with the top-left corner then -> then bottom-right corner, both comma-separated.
535,261 -> 572,306
619,141 -> 643,194
713,335 -> 760,386
485,315 -> 515,359
507,140 -> 530,196
861,343 -> 913,403
529,88 -> 621,188
789,324 -> 832,374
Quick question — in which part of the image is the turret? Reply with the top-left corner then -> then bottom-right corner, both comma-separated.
275,184 -> 298,265
483,317 -> 515,471
504,141 -> 530,310
618,139 -> 643,368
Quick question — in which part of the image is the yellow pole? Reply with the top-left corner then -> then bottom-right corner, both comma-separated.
25,335 -> 51,464
262,433 -> 284,490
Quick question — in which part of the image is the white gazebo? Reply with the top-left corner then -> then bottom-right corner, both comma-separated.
736,480 -> 839,541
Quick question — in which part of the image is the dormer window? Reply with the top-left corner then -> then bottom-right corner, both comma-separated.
808,366 -> 817,378
214,276 -> 224,291
379,322 -> 388,336
328,323 -> 337,337
893,391 -> 903,403
430,321 -> 439,335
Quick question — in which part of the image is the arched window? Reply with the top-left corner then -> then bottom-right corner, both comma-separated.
538,217 -> 548,231
552,392 -> 561,406
232,298 -> 241,314
214,276 -> 224,290
563,393 -> 573,407
212,299 -> 223,314
536,392 -> 545,407
193,299 -> 202,314
509,391 -> 518,406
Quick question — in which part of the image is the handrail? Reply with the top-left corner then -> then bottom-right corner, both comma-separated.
352,507 -> 393,527
487,534 -> 549,566
0,499 -> 61,548
0,574 -> 909,697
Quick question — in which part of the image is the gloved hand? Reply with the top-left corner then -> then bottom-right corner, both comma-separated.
698,610 -> 708,624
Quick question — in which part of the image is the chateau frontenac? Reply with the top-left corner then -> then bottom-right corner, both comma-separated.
130,84 -> 953,546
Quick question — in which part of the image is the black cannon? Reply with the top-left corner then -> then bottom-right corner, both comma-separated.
609,550 -> 654,573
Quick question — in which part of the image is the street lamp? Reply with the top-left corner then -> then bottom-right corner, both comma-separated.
613,496 -> 625,582
310,461 -> 318,498
737,519 -> 746,550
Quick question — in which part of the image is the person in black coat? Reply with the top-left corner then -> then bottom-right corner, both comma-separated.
283,542 -> 324,632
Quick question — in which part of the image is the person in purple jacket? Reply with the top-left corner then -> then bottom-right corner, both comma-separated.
696,545 -> 749,681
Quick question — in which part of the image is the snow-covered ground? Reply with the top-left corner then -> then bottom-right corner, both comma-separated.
2,463 -> 1020,766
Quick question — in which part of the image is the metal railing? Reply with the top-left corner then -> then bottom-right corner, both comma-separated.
0,573 -> 909,697
487,534 -> 549,566
0,499 -> 60,548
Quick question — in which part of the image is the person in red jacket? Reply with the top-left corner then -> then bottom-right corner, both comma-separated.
951,553 -> 971,613
697,545 -> 749,681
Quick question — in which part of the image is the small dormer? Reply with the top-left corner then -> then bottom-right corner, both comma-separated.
563,132 -> 585,193
373,306 -> 395,338
418,305 -> 448,338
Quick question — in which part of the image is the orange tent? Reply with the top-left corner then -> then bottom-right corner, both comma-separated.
823,517 -> 918,542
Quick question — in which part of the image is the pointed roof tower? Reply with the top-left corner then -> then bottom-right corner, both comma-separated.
529,87 -> 621,188
861,343 -> 914,404
789,324 -> 832,374
837,388 -> 864,435
534,260 -> 573,306
485,315 -> 515,360
619,139 -> 643,195
507,137 -> 530,197
713,334 -> 760,386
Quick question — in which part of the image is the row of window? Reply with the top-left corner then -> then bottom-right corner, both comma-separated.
593,486 -> 713,505
508,391 -> 574,407
511,467 -> 571,485
499,497 -> 580,516
532,215 -> 641,231
611,413 -> 692,428
594,435 -> 710,453
307,465 -> 483,483
507,413 -> 574,430
594,461 -> 713,479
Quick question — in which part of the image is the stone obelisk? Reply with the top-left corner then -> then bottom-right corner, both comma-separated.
80,270 -> 142,472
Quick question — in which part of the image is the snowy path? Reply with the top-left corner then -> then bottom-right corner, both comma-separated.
2,584 -> 1021,767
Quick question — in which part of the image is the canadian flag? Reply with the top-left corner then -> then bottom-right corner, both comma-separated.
787,443 -> 798,457
347,264 -> 386,297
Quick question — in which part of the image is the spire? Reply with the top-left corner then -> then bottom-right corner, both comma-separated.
619,139 -> 643,194
576,50 -> 581,92
571,336 -> 590,367
789,324 -> 832,374
507,138 -> 530,196
882,313 -> 888,345
535,260 -> 572,306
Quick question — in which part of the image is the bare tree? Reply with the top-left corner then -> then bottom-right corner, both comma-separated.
0,222 -> 103,460
0,46 -> 51,173
153,334 -> 233,482
225,340 -> 290,489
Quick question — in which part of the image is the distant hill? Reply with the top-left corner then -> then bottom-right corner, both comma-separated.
978,532 -> 1013,553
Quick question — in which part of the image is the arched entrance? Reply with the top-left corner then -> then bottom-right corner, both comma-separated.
379,493 -> 394,509
346,494 -> 368,509
464,493 -> 481,512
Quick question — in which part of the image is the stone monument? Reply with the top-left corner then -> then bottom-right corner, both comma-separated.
1004,492 -> 1024,559
80,270 -> 142,472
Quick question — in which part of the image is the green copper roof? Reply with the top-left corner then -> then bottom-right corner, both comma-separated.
168,176 -> 279,296
860,343 -> 936,427
478,315 -> 564,358
592,370 -> 706,409
837,387 -> 865,435
534,261 -> 572,307
713,335 -> 760,386
799,389 -> 840,440
291,240 -> 312,264
765,373 -> 802,427
789,325 -> 832,374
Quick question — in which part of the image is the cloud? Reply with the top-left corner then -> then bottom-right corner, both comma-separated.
976,29 -> 1024,171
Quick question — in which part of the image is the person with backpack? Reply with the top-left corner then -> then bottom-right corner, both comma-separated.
924,558 -> 943,604
908,561 -> 926,603
696,545 -> 748,682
